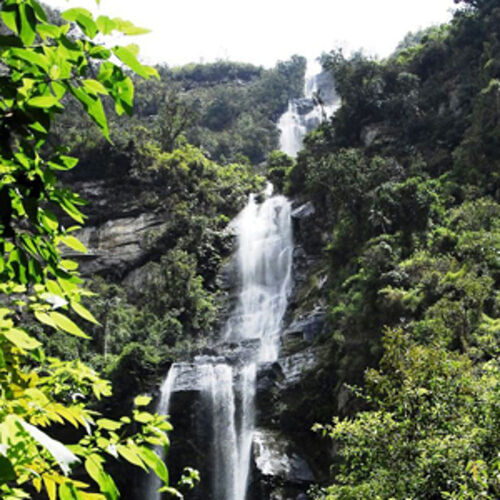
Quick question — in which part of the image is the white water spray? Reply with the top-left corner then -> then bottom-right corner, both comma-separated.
145,365 -> 179,500
225,187 -> 293,362
147,186 -> 293,500
278,60 -> 339,157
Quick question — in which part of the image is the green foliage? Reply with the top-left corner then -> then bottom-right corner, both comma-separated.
50,55 -> 307,167
287,0 -> 500,495
313,330 -> 500,500
0,1 -> 182,498
264,150 -> 294,193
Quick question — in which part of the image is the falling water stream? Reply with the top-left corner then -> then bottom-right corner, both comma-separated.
278,60 -> 339,157
147,185 -> 293,500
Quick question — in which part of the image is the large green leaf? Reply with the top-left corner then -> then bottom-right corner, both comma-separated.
138,447 -> 169,484
112,18 -> 150,36
0,456 -> 16,484
28,95 -> 60,108
59,483 -> 83,500
62,8 -> 98,39
71,301 -> 100,325
116,444 -> 147,471
19,3 -> 37,46
113,46 -> 158,80
49,311 -> 89,339
84,455 -> 119,500
10,48 -> 50,70
3,327 -> 41,350
60,235 -> 88,254
1,4 -> 19,34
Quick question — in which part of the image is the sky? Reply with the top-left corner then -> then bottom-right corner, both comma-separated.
44,0 -> 457,68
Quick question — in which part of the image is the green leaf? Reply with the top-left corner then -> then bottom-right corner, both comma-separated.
62,8 -> 98,39
60,235 -> 87,254
28,95 -> 60,109
29,121 -> 48,133
113,76 -> 134,116
96,15 -> 116,35
0,456 -> 16,484
96,418 -> 122,431
34,310 -> 56,329
49,155 -> 78,171
71,302 -> 100,325
19,3 -> 37,46
10,48 -> 50,70
36,23 -> 60,39
31,1 -> 48,22
88,45 -> 112,59
1,5 -> 20,34
61,259 -> 79,271
113,46 -> 154,80
138,447 -> 169,484
134,395 -> 152,407
48,311 -> 89,338
134,412 -> 154,423
84,455 -> 119,500
39,210 -> 59,231
61,8 -> 93,22
69,86 -> 110,140
83,79 -> 109,95
116,444 -> 147,471
58,483 -> 83,500
3,327 -> 41,350
112,18 -> 150,36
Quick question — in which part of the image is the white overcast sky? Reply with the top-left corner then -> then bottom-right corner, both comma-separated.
44,0 -> 457,68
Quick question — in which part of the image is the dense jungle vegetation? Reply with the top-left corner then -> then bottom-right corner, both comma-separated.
283,0 -> 500,497
0,0 -> 499,498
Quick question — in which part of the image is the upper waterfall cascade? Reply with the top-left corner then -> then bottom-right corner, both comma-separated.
278,62 -> 339,157
147,185 -> 293,500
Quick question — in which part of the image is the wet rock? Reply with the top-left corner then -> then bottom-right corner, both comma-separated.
215,254 -> 239,291
291,202 -> 315,220
247,429 -> 314,500
279,347 -> 321,386
314,70 -> 337,105
291,201 -> 323,258
294,98 -> 316,116
282,309 -> 326,344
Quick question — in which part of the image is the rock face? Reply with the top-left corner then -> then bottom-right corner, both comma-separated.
75,173 -> 331,499
142,194 -> 330,500
76,212 -> 169,276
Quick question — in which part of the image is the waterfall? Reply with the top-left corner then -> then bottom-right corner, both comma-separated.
225,187 -> 293,362
208,364 -> 239,500
235,363 -> 256,500
145,366 -> 179,500
277,102 -> 307,157
147,186 -> 293,500
278,60 -> 339,157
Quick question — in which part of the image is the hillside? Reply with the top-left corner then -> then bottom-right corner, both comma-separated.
0,0 -> 498,499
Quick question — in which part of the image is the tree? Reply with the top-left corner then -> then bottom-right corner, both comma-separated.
0,1 -> 191,498
313,330 -> 500,500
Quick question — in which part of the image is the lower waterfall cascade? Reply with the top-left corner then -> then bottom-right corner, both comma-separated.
146,185 -> 293,500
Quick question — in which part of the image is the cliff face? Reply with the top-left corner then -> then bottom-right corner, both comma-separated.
72,165 -> 336,499
64,66 -> 342,499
